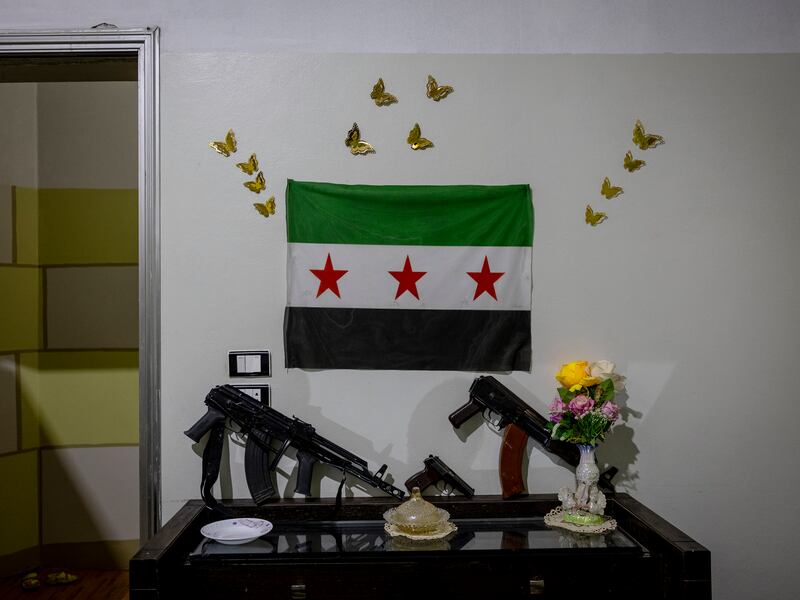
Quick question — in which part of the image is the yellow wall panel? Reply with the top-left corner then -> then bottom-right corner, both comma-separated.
42,446 -> 139,543
20,351 -> 138,448
0,354 -> 18,454
0,451 -> 39,555
13,187 -> 137,265
46,266 -> 138,349
13,187 -> 39,265
18,353 -> 41,449
0,185 -> 12,263
0,267 -> 42,352
37,189 -> 137,264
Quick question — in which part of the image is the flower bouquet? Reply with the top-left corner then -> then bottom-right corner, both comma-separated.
544,360 -> 625,532
547,360 -> 624,446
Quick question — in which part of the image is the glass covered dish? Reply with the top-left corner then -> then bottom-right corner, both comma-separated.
383,487 -> 456,539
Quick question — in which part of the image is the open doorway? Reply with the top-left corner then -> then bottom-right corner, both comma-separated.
0,28 -> 159,574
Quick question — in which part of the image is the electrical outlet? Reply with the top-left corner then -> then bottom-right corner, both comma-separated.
233,384 -> 271,405
228,351 -> 271,377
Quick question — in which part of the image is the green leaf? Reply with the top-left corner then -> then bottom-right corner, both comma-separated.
596,379 -> 615,404
567,411 -> 614,445
557,387 -> 575,403
555,419 -> 574,441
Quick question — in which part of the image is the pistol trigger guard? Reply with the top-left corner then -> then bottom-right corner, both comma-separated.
436,481 -> 454,497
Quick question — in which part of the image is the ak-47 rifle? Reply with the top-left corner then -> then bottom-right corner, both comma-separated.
449,376 -> 618,498
185,385 -> 405,511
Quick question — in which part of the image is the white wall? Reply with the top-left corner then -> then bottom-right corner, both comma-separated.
3,3 -> 800,599
0,0 -> 798,53
160,52 -> 800,600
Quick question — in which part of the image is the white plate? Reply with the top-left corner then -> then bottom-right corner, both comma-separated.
200,518 -> 273,545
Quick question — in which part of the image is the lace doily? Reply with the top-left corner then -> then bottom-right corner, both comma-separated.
544,507 -> 617,534
383,521 -> 457,540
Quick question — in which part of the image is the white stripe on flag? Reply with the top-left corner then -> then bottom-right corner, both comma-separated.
287,243 -> 531,311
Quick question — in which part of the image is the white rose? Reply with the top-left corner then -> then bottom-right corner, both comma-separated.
588,360 -> 626,392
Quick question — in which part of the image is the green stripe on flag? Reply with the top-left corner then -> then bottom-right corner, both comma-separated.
286,180 -> 533,247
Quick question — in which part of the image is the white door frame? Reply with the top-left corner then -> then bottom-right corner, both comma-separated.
0,27 -> 161,541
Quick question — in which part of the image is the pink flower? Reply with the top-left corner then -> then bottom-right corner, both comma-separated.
600,401 -> 620,422
568,395 -> 595,418
548,397 -> 565,423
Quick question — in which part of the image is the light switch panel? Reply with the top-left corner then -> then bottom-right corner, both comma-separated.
233,384 -> 271,405
228,351 -> 271,377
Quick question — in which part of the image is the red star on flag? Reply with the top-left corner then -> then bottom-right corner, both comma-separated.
468,256 -> 504,301
310,253 -> 348,298
389,255 -> 427,300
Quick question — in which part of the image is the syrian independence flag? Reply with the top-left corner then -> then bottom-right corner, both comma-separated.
283,180 -> 533,371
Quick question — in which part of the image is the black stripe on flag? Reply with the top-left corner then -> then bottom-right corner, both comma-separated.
284,307 -> 531,371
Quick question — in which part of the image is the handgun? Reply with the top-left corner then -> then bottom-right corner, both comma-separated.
405,455 -> 475,498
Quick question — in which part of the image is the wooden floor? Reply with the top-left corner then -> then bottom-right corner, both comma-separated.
0,570 -> 128,599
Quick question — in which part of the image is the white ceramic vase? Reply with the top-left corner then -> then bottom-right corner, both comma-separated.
558,443 -> 606,518
574,444 -> 600,507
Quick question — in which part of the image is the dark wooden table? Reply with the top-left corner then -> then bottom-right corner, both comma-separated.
130,494 -> 710,599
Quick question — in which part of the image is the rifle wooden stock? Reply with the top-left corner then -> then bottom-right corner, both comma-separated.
499,424 -> 528,499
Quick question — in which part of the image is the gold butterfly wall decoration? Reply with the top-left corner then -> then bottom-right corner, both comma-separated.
206,130 -> 279,220
345,123 -> 375,155
632,119 -> 664,150
601,176 -> 623,199
426,75 -> 453,101
236,153 -> 259,175
407,123 -> 433,150
370,78 -> 398,106
253,196 -> 276,218
623,150 -> 646,172
585,205 -> 608,227
244,171 -> 266,194
209,129 -> 237,157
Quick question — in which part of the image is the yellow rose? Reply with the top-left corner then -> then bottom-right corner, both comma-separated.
556,361 -> 602,390
582,375 -> 602,387
556,361 -> 589,388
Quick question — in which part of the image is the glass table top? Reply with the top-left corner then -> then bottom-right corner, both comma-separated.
189,516 -> 642,560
